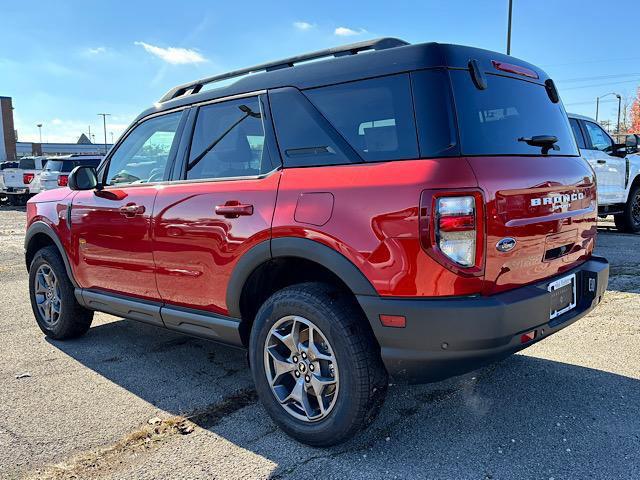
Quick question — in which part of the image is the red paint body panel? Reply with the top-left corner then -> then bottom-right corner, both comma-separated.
151,173 -> 280,315
69,187 -> 160,299
26,154 -> 598,307
465,155 -> 596,295
272,159 -> 485,297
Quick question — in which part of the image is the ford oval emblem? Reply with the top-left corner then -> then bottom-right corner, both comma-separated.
496,237 -> 517,253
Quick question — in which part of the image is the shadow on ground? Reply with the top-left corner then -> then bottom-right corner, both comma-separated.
48,317 -> 640,479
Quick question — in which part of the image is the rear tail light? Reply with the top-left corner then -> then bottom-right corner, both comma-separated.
23,173 -> 35,184
419,190 -> 485,276
436,196 -> 477,267
58,175 -> 69,187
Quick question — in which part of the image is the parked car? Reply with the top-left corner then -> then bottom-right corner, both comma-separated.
25,38 -> 609,446
40,155 -> 103,191
567,113 -> 640,232
1,156 -> 48,205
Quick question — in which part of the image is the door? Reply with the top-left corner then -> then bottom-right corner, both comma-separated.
152,95 -> 280,315
580,119 -> 626,204
70,111 -> 184,300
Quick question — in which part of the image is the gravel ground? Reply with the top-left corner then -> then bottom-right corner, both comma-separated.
0,205 -> 638,480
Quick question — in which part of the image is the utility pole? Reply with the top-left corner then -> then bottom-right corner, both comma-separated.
88,125 -> 91,142
36,124 -> 42,143
97,113 -> 111,154
506,0 -> 513,55
110,132 -> 114,144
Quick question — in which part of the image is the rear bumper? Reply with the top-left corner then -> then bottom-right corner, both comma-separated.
2,188 -> 29,195
357,256 -> 609,384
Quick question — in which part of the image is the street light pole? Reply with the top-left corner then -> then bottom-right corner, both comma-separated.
507,0 -> 513,55
97,113 -> 111,155
616,94 -> 622,135
595,92 -> 620,124
36,124 -> 42,143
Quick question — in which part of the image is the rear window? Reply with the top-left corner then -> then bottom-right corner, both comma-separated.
450,71 -> 579,156
304,74 -> 419,162
19,158 -> 35,169
45,159 -> 101,172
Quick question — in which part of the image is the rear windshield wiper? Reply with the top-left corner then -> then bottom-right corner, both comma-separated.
518,135 -> 559,155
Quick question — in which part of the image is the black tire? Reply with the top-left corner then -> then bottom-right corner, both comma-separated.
614,183 -> 640,233
28,246 -> 93,339
249,282 -> 388,447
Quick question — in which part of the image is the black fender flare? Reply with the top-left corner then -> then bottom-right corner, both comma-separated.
226,237 -> 377,319
24,221 -> 79,288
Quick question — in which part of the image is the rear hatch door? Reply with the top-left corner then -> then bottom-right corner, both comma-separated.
449,67 -> 596,294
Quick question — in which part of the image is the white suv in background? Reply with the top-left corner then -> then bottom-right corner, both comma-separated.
568,113 -> 640,233
40,155 -> 103,191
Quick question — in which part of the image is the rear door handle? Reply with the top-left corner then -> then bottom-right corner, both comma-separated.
119,203 -> 145,217
215,201 -> 254,218
597,159 -> 607,164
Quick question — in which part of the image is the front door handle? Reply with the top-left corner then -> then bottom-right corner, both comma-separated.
215,201 -> 254,218
597,159 -> 607,164
119,203 -> 145,217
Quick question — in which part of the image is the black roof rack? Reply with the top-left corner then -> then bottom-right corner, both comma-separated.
158,37 -> 409,103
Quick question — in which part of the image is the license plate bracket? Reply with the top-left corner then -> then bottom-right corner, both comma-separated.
548,274 -> 577,320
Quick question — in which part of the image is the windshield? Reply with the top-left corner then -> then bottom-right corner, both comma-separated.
450,71 -> 579,156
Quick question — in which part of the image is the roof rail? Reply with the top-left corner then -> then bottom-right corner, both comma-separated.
158,37 -> 410,103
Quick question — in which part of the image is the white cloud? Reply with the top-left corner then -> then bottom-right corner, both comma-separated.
334,26 -> 367,37
134,41 -> 207,65
87,47 -> 106,55
293,21 -> 314,31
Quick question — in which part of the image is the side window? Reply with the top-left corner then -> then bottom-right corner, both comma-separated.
304,74 -> 419,162
583,121 -> 613,152
105,112 -> 182,186
186,96 -> 271,180
269,87 -> 356,167
569,118 -> 586,149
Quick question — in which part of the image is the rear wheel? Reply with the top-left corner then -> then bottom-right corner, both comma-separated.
28,246 -> 93,339
249,282 -> 387,447
614,184 -> 640,233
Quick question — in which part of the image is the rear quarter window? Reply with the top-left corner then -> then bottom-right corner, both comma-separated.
304,74 -> 419,162
450,71 -> 578,156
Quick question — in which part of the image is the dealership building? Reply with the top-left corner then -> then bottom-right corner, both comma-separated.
1,96 -> 112,161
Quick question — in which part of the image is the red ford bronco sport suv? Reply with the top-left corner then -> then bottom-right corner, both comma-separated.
25,38 -> 609,446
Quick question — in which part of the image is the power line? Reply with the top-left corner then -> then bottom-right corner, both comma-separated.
558,72 -> 640,83
560,78 -> 640,91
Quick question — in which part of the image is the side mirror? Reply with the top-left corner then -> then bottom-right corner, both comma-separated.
68,166 -> 98,190
611,143 -> 628,158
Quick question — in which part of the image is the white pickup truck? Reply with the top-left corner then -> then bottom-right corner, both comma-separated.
0,156 -> 48,206
568,113 -> 640,233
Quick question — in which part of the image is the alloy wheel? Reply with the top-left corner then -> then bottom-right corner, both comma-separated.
632,191 -> 640,226
34,264 -> 61,326
263,315 -> 339,422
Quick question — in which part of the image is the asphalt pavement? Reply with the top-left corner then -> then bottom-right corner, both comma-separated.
0,206 -> 638,480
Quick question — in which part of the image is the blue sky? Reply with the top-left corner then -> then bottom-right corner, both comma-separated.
1,0 -> 640,143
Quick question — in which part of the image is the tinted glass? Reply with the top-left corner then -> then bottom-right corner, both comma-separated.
187,97 -> 271,180
569,118 -> 586,149
105,112 -> 181,186
19,158 -> 35,169
305,74 -> 419,162
45,159 -> 100,172
451,71 -> 579,156
270,87 -> 354,167
583,121 -> 613,151
411,69 -> 459,157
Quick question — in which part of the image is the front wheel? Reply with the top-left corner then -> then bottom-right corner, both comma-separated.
28,246 -> 93,339
614,184 -> 640,233
249,283 -> 387,447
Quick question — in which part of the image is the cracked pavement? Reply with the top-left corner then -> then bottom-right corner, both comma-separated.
0,206 -> 639,479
